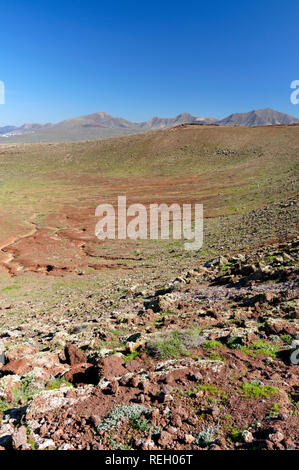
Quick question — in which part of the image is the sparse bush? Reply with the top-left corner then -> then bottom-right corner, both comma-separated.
0,399 -> 10,416
97,404 -> 153,432
229,428 -> 243,442
202,340 -> 222,350
198,384 -> 228,399
45,377 -> 72,390
130,416 -> 150,433
207,351 -> 224,361
240,340 -> 279,358
195,424 -> 219,447
268,402 -> 280,417
239,381 -> 278,399
146,328 -> 205,359
281,335 -> 293,345
12,376 -> 37,405
226,336 -> 243,349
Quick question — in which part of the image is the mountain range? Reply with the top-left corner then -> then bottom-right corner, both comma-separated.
0,108 -> 298,143
219,108 -> 299,127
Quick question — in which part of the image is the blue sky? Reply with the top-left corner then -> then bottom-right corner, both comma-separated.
0,0 -> 298,126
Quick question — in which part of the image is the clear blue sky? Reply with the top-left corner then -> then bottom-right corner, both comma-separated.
0,0 -> 298,126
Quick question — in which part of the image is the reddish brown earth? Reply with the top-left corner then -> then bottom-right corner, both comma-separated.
0,124 -> 298,278
0,174 -> 247,276
0,237 -> 298,450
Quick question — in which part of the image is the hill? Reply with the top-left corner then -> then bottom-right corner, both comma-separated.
0,111 -> 217,143
219,107 -> 299,126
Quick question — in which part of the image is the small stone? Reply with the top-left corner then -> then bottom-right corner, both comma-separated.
189,371 -> 203,382
130,376 -> 140,388
158,431 -> 173,446
90,414 -> 101,427
209,444 -> 222,450
185,434 -> 195,444
187,416 -> 198,426
126,333 -> 141,343
126,341 -> 146,353
142,439 -> 155,450
64,363 -> 98,385
12,426 -> 27,450
37,439 -> 55,450
111,379 -> 119,394
242,430 -> 253,443
209,405 -> 220,418
268,431 -> 284,443
0,345 -> 5,365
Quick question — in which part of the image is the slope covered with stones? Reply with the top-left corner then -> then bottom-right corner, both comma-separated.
0,237 -> 298,450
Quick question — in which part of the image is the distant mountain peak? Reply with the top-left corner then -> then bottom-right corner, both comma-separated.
219,108 -> 299,126
144,112 -> 217,129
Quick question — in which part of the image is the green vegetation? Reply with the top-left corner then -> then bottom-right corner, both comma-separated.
288,393 -> 299,408
202,340 -> 222,350
27,437 -> 37,450
146,327 -> 204,359
123,349 -> 141,363
268,402 -> 281,418
207,351 -> 225,361
226,336 -> 243,349
1,285 -> 21,292
45,378 -> 72,390
130,416 -> 150,433
2,376 -> 72,412
146,331 -> 185,359
239,382 -> 278,399
229,428 -> 244,442
240,340 -> 279,358
281,335 -> 293,345
118,444 -> 132,450
0,399 -> 10,416
198,383 -> 227,397
97,405 -> 153,432
12,376 -> 37,405
195,424 -> 219,448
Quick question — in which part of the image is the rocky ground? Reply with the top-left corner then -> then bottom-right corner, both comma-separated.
0,236 -> 298,451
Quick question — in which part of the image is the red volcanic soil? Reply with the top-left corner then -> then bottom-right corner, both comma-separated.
0,173 -> 244,276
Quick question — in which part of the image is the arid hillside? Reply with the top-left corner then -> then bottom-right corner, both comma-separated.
0,124 -> 298,451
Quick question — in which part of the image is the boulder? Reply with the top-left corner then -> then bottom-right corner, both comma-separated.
64,344 -> 87,366
1,358 -> 32,376
64,363 -> 98,385
12,426 -> 28,450
98,355 -> 127,380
